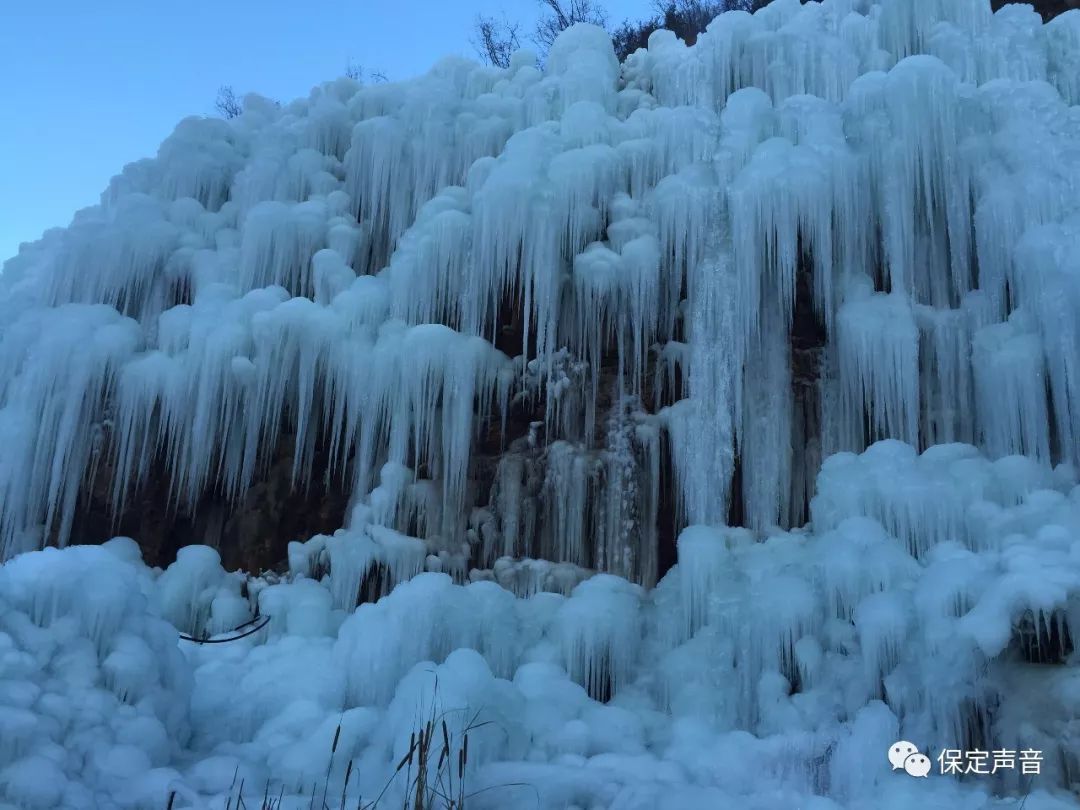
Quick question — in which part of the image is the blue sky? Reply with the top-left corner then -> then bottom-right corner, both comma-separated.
0,0 -> 656,264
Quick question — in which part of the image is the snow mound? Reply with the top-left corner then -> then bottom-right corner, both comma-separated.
1,441 -> 1079,808
0,541 -> 192,810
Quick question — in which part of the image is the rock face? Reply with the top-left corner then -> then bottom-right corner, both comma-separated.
67,428 -> 352,572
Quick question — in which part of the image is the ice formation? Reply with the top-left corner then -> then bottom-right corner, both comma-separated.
2,0 -> 1080,808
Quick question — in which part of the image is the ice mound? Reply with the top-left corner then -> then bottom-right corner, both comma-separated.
0,541 -> 192,809
1,440 -> 1078,808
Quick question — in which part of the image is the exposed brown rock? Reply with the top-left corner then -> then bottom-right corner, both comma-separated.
67,428 -> 351,574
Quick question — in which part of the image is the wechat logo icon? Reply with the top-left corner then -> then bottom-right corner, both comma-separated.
889,741 -> 931,777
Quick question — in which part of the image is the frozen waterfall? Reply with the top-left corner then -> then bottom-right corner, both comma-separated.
1,1 -> 1080,808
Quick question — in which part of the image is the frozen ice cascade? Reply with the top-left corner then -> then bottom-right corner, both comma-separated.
2,1 -> 1080,808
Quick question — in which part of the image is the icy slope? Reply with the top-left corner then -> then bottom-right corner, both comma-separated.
2,0 -> 1080,807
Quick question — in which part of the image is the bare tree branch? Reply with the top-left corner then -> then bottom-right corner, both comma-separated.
472,13 -> 523,69
214,85 -> 243,119
613,1 -> 752,61
533,0 -> 609,53
345,61 -> 389,83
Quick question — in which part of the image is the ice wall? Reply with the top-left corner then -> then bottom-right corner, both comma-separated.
1,2 -> 1079,586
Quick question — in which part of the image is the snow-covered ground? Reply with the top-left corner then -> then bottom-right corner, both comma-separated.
3,447 -> 1080,808
2,0 -> 1080,807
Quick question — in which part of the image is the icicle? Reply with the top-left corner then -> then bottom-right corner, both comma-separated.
543,441 -> 597,569
0,305 -> 141,555
484,556 -> 591,599
367,525 -> 427,593
728,109 -> 847,342
1046,10 -> 1080,104
846,56 -> 972,303
154,545 -> 230,637
971,312 -> 1051,464
492,456 -> 526,560
733,564 -> 819,726
155,117 -> 244,211
740,303 -> 793,531
596,400 -> 658,585
634,419 -> 661,586
323,531 -> 379,610
556,574 -> 642,700
385,189 -> 472,329
237,200 -> 328,296
812,517 -> 921,622
812,441 -> 998,558
664,191 -> 740,528
311,248 -> 356,306
928,5 -> 1048,87
835,283 -> 919,450
915,304 -> 975,447
649,164 -> 716,344
544,24 -> 620,115
653,340 -> 687,408
645,28 -> 709,109
676,525 -> 735,639
304,95 -> 354,161
343,116 -> 413,271
466,126 -> 561,355
876,0 -> 991,61
39,195 -> 181,318
1013,217 -> 1080,468
855,591 -> 911,694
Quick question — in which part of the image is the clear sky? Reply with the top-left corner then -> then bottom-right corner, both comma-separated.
0,0 -> 656,264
